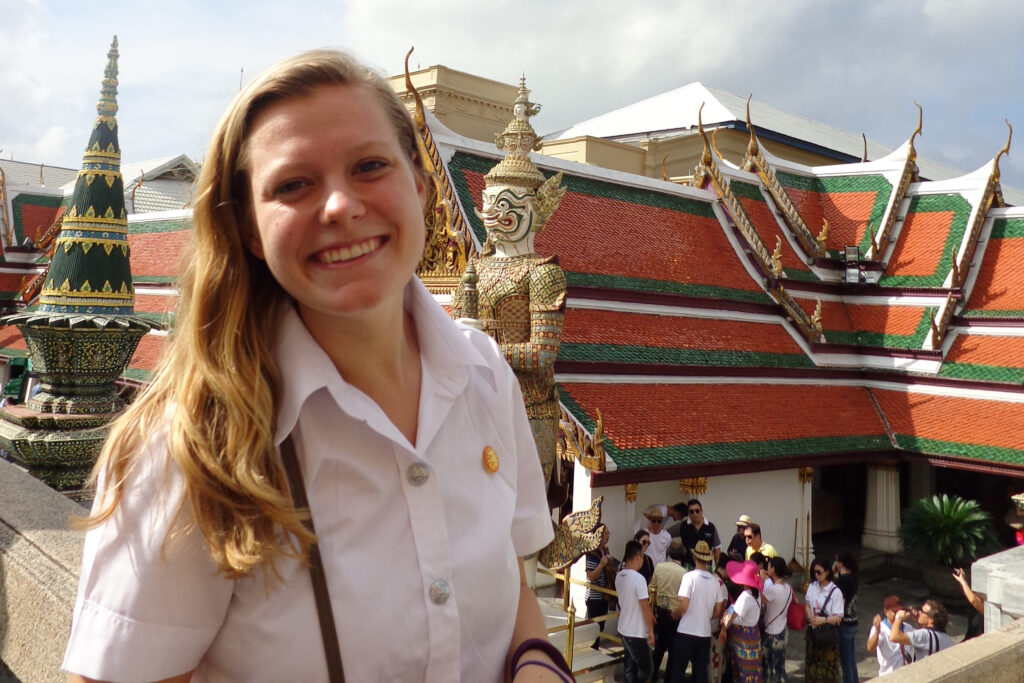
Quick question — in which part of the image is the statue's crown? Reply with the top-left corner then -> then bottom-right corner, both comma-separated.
484,76 -> 546,189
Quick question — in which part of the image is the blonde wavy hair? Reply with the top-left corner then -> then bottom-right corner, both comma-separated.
86,50 -> 425,578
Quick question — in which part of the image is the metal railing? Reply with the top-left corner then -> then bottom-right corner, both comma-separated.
536,565 -> 624,671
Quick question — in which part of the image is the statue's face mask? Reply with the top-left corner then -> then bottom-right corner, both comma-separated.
477,185 -> 537,246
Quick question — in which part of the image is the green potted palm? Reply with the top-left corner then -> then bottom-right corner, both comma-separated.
899,494 -> 1000,598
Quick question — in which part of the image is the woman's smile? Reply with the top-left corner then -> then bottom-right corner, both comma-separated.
315,236 -> 384,264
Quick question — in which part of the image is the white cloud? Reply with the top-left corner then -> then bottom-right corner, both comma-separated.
0,0 -> 1020,190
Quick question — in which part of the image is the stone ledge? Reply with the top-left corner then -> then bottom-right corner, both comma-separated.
878,616 -> 1024,681
0,458 -> 83,683
973,544 -> 1024,631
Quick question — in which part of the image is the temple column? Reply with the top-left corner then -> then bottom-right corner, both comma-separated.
908,461 -> 935,504
862,461 -> 902,552
797,467 -> 814,571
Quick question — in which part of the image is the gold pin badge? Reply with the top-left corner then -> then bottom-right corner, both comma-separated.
482,446 -> 499,473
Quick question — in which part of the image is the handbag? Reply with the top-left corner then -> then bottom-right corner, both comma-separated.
787,594 -> 806,630
808,585 -> 838,646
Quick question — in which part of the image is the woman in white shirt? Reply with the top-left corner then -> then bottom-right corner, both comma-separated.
62,50 -> 562,683
804,557 -> 845,682
723,560 -> 763,682
760,556 -> 794,682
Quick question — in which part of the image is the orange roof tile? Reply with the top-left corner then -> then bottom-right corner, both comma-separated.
785,188 -> 878,251
843,304 -> 929,336
127,333 -> 166,374
0,327 -> 27,353
966,225 -> 1024,315
873,389 -> 1024,452
560,383 -> 885,451
459,168 -> 762,294
562,308 -> 804,355
886,210 -> 955,278
945,334 -> 1024,368
737,196 -> 812,275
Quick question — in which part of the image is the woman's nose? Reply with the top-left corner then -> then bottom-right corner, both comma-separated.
320,181 -> 364,223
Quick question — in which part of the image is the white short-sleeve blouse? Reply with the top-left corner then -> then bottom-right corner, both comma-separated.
63,279 -> 554,682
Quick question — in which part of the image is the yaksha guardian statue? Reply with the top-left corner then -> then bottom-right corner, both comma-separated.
452,77 -> 567,491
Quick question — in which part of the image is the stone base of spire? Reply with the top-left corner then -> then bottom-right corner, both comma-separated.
0,404 -> 117,490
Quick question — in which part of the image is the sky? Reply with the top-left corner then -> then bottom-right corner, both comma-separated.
3,0 -> 1023,192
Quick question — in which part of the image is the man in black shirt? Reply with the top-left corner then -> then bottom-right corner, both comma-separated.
679,499 -> 721,568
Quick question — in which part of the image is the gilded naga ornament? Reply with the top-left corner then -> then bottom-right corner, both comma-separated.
451,77 -> 567,495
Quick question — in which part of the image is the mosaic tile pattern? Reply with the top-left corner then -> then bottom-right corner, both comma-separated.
774,172 -> 893,254
938,334 -> 1024,383
731,180 -> 816,281
879,193 -> 972,287
964,218 -> 1024,317
559,383 -> 890,469
446,152 -> 769,305
874,389 -> 1024,463
559,308 -> 812,368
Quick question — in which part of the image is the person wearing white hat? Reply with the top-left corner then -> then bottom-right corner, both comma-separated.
644,508 -> 673,565
726,515 -> 754,563
669,541 -> 727,683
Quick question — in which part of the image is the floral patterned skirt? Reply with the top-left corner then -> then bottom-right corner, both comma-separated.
805,629 -> 840,683
729,623 -> 763,683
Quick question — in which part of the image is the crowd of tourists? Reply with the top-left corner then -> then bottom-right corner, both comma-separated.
584,500 -> 958,682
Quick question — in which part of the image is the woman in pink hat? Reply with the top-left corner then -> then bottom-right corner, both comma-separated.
722,559 -> 764,682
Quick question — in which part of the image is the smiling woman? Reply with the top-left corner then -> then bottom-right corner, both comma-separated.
61,51 -> 564,683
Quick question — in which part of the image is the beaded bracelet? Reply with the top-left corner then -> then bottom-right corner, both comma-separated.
509,638 -> 574,681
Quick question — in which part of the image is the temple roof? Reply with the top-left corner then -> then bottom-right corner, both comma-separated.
423,97 -> 1024,479
0,160 -> 78,188
548,82 -> 969,182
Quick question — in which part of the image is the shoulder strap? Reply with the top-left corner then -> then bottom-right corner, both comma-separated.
281,436 -> 346,683
818,585 -> 838,617
765,584 -> 792,629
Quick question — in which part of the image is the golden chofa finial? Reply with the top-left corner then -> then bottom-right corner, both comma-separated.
993,119 -> 1013,184
404,46 -> 426,128
661,154 -> 669,181
697,102 -> 712,166
909,101 -> 923,150
745,94 -> 759,157
861,133 -> 868,163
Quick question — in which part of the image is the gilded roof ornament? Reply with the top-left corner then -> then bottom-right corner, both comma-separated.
993,119 -> 1012,185
741,97 -> 821,258
811,300 -> 823,338
406,48 -> 471,294
403,47 -> 427,129
861,133 -> 868,163
909,101 -> 923,155
814,220 -> 828,255
697,103 -> 713,167
771,236 -> 784,278
745,95 -> 760,163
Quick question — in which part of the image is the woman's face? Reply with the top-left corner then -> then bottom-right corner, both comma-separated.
245,83 -> 426,328
813,564 -> 830,585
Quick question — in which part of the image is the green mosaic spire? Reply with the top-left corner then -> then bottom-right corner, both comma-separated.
39,35 -> 134,314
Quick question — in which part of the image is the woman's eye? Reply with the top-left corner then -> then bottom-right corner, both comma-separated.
354,159 -> 388,175
274,179 -> 308,196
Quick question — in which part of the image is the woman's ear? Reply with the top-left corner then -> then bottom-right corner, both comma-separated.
248,228 -> 265,260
